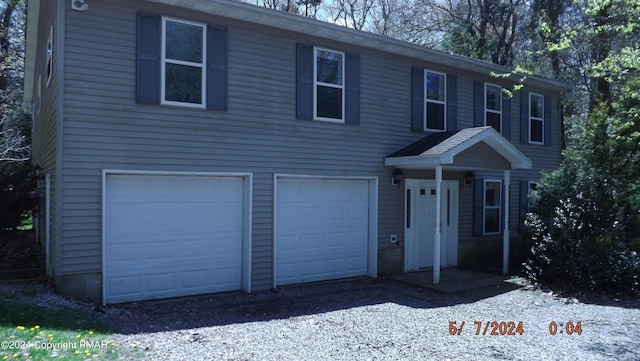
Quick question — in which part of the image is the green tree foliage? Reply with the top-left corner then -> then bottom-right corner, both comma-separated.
0,0 -> 33,230
439,0 -> 523,66
525,79 -> 640,297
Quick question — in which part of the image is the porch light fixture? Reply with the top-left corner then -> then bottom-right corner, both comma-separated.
391,169 -> 405,188
71,0 -> 89,11
464,172 -> 475,187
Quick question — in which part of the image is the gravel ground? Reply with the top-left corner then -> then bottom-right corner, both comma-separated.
3,279 -> 639,360
106,278 -> 639,361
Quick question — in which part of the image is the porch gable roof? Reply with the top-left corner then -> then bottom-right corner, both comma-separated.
384,126 -> 532,170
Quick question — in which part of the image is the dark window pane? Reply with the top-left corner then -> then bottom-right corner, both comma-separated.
316,50 -> 343,85
317,85 -> 342,119
485,182 -> 501,206
485,208 -> 500,233
486,85 -> 501,110
426,102 -> 445,130
486,112 -> 501,132
165,63 -> 202,104
166,20 -> 203,63
531,119 -> 543,142
426,72 -> 445,101
530,95 -> 544,118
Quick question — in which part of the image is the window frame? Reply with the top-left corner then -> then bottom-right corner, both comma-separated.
46,26 -> 53,87
424,70 -> 447,132
483,179 -> 502,235
527,181 -> 539,211
529,93 -> 545,144
485,83 -> 502,132
313,46 -> 345,123
160,16 -> 207,108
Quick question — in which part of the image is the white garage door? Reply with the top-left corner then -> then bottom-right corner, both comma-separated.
104,174 -> 244,303
276,178 -> 369,286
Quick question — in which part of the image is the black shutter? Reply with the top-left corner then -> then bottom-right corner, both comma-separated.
502,92 -> 511,140
544,95 -> 552,145
345,53 -> 360,125
473,179 -> 484,236
474,81 -> 484,127
207,25 -> 228,111
446,74 -> 457,131
296,44 -> 313,120
520,91 -> 529,144
411,67 -> 424,132
136,13 -> 160,104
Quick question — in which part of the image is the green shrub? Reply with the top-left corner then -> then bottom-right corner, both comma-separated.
524,79 -> 640,297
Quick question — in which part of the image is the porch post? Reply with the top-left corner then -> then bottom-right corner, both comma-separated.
434,165 -> 442,284
503,169 -> 510,275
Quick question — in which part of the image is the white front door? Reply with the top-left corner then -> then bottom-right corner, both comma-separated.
404,179 -> 459,272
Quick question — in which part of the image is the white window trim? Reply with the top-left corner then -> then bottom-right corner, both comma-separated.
424,70 -> 447,132
529,93 -> 545,144
46,26 -> 53,87
485,83 -> 502,132
483,179 -> 502,235
313,46 -> 345,123
160,16 -> 207,108
527,181 -> 539,211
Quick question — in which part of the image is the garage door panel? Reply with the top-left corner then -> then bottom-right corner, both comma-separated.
276,178 -> 369,286
105,174 -> 245,303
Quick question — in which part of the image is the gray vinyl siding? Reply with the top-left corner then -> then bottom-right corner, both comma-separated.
57,0 -> 563,288
31,0 -> 60,275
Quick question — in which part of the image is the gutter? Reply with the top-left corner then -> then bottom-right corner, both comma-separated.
146,0 -> 572,92
24,0 -> 40,104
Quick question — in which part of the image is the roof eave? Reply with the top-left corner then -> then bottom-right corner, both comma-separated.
23,0 -> 40,105
385,127 -> 533,170
147,0 -> 572,92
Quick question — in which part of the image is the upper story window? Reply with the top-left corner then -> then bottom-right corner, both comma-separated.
161,17 -> 206,107
483,180 -> 502,235
485,83 -> 502,132
46,26 -> 53,87
425,70 -> 446,131
314,47 -> 345,122
297,44 -> 360,125
529,93 -> 544,144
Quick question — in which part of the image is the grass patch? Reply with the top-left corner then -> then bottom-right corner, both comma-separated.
0,288 -> 120,360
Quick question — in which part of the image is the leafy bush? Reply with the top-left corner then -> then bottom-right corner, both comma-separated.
524,79 -> 640,297
0,160 -> 35,230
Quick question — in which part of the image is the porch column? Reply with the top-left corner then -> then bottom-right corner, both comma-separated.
503,169 -> 510,275
434,165 -> 442,284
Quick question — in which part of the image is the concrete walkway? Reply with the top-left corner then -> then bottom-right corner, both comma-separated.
388,268 -> 524,293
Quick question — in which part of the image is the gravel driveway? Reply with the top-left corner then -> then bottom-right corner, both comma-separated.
102,278 -> 640,360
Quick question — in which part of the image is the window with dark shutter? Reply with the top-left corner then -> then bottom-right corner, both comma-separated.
474,178 -> 503,236
297,44 -> 360,124
136,13 -> 227,109
413,70 -> 455,132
